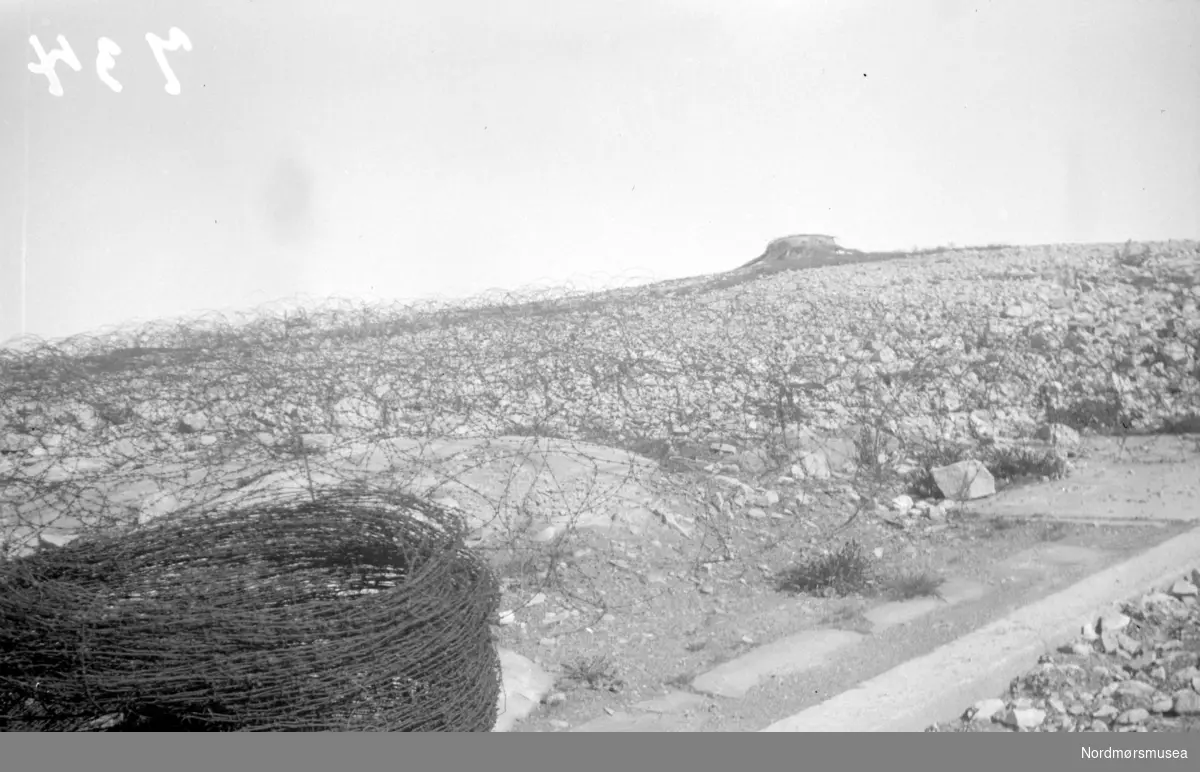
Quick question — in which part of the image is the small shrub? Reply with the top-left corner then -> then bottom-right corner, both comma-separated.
1051,395 -> 1142,434
775,540 -> 874,596
1160,413 -> 1200,435
1115,240 -> 1150,268
853,426 -> 886,472
985,444 -> 1069,483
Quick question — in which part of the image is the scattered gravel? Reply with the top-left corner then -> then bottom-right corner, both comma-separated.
927,570 -> 1200,732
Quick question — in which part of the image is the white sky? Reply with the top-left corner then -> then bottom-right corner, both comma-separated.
1,0 -> 1197,344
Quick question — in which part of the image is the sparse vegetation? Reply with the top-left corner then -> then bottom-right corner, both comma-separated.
885,571 -> 946,601
1037,522 -> 1068,542
901,438 -> 1071,500
985,517 -> 1024,535
816,602 -> 866,627
1161,413 -> 1200,435
775,540 -> 876,597
1046,392 -> 1143,434
902,441 -> 975,499
559,655 -> 624,693
1115,239 -> 1151,268
985,444 -> 1070,484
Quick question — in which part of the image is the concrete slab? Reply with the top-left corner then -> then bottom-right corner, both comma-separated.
632,690 -> 709,714
570,689 -> 708,731
995,544 -> 1107,575
571,710 -> 688,732
863,579 -> 988,632
692,629 -> 864,699
759,526 -> 1200,732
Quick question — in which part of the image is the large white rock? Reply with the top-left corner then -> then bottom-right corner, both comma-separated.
493,648 -> 554,732
931,459 -> 995,501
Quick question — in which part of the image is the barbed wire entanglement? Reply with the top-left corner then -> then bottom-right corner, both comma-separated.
0,241 -> 1197,730
0,487 -> 501,731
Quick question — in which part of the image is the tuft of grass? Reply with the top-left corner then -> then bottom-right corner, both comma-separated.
984,517 -> 1023,536
985,444 -> 1070,483
885,571 -> 946,601
775,540 -> 874,597
1160,413 -> 1200,435
905,440 -> 1073,500
1046,393 -> 1143,435
559,655 -> 625,692
853,425 -> 902,474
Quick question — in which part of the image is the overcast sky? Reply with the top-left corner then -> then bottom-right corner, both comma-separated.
1,0 -> 1197,345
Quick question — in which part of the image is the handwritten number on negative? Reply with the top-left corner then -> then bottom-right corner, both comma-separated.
28,28 -> 193,96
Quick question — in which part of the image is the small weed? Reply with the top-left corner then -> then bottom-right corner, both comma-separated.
817,602 -> 864,627
852,425 -> 904,476
622,437 -> 677,464
985,517 -> 1023,535
886,571 -> 946,601
495,552 -> 550,589
560,655 -> 625,693
775,540 -> 874,596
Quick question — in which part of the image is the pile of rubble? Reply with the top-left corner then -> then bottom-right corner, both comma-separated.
929,570 -> 1200,732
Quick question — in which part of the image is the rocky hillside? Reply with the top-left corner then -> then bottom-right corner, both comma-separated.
0,240 -> 1197,556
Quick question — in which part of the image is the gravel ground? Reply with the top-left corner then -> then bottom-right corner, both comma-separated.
926,570 -> 1200,732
